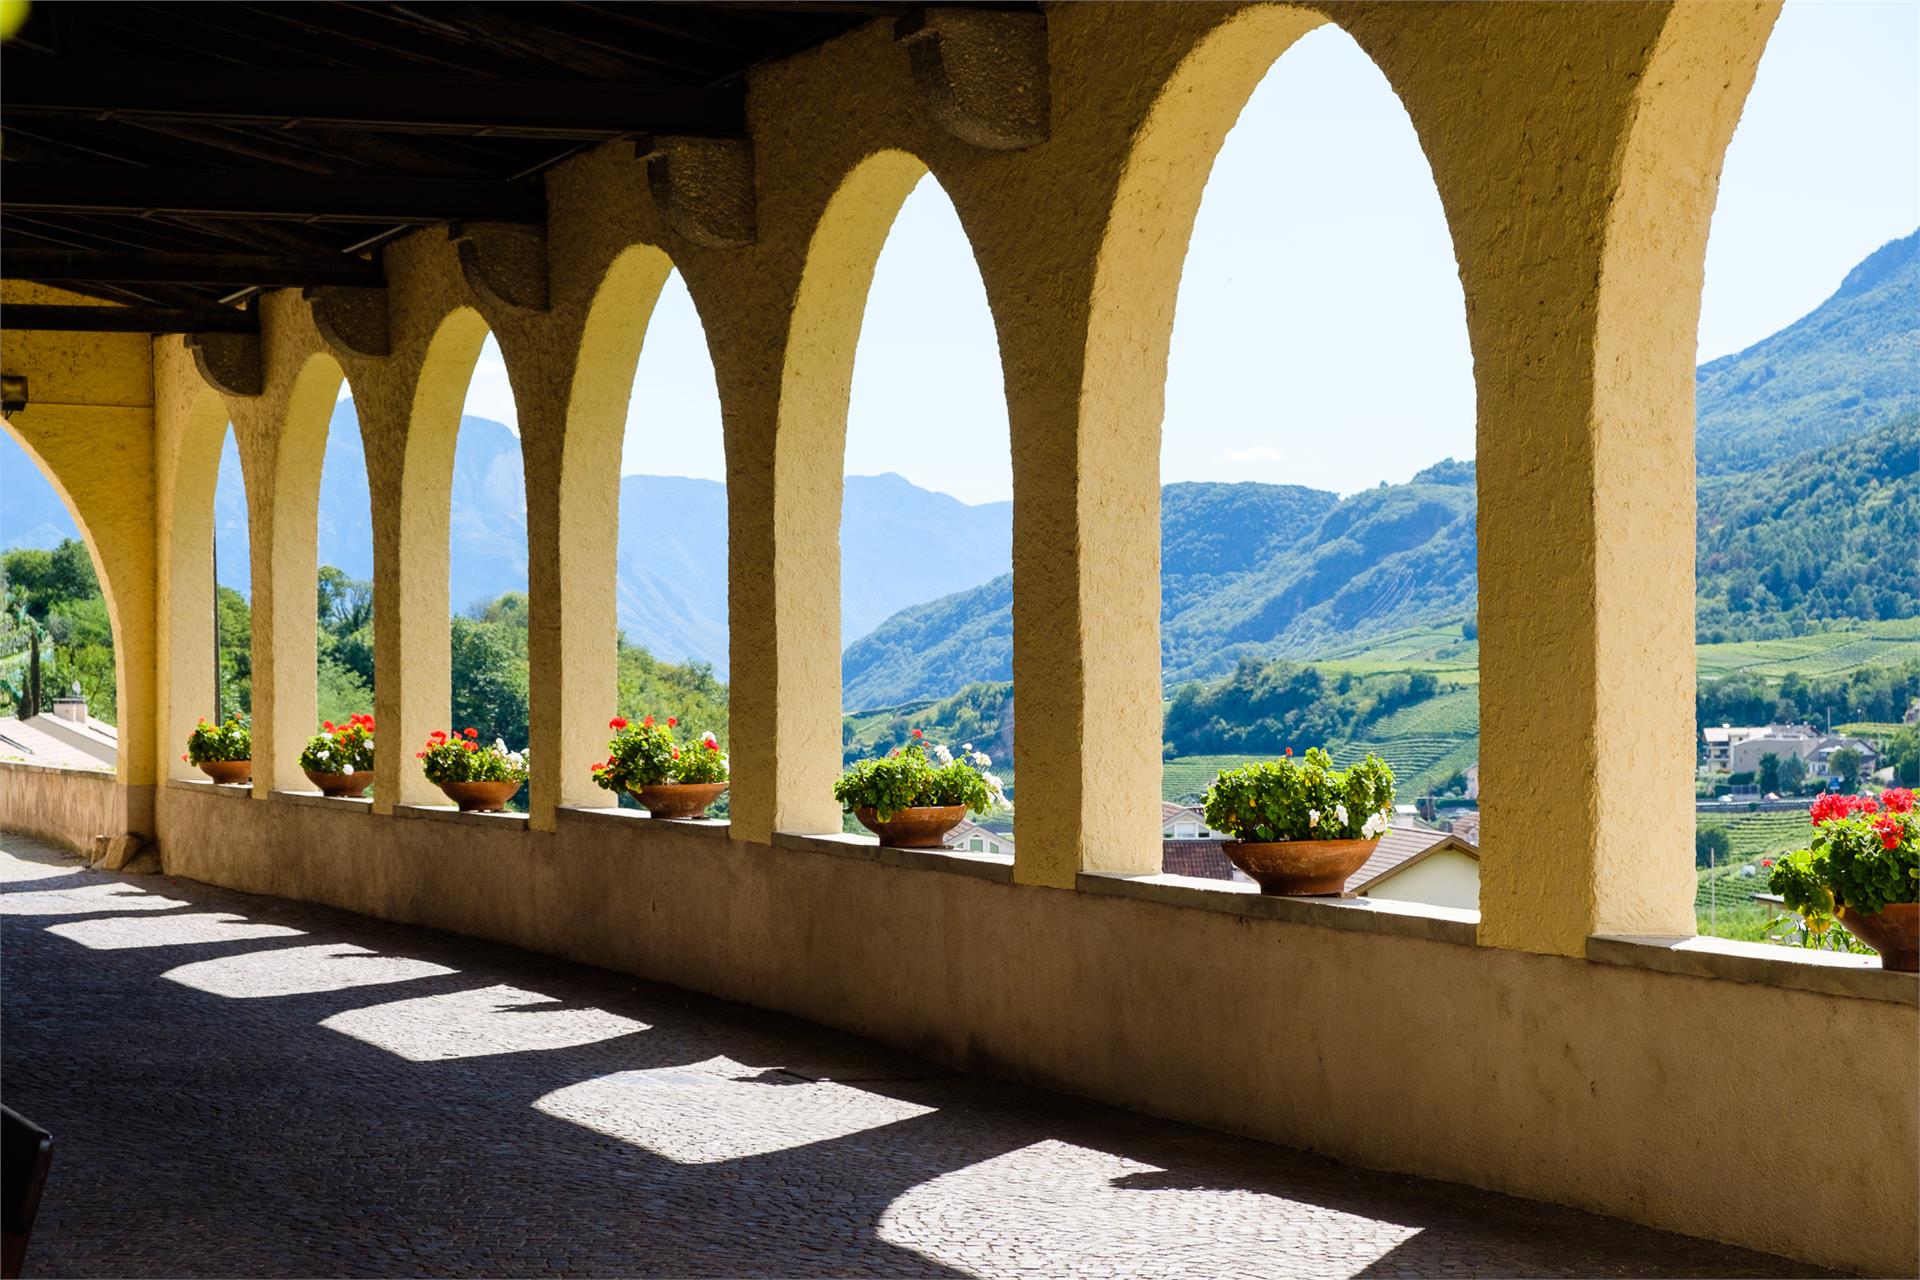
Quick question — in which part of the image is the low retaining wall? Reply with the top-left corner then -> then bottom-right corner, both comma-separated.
0,761 -> 148,857
152,783 -> 1916,1276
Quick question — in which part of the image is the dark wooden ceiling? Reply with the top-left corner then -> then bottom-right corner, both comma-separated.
0,1 -> 940,331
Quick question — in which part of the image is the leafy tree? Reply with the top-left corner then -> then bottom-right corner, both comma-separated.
1779,753 -> 1809,794
1828,746 -> 1863,790
216,585 -> 252,718
1757,752 -> 1781,794
1695,825 -> 1730,868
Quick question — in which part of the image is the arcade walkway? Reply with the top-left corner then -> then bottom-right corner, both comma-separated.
1,834 -> 1820,1279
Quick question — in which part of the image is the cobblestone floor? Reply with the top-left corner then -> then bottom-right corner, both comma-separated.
2,833 -> 1826,1279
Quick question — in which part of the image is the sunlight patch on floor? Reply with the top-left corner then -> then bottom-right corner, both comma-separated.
0,883 -> 189,915
162,942 -> 456,998
877,1139 -> 1420,1277
47,912 -> 304,950
534,1055 -> 935,1164
0,847 -> 86,884
321,984 -> 649,1061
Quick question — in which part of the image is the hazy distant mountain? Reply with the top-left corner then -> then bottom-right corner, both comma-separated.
1695,227 -> 1919,475
148,404 -> 1008,676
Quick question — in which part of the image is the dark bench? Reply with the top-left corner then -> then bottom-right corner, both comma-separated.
1,1106 -> 52,1280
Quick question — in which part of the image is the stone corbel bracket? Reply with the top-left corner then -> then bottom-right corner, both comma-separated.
304,286 -> 392,358
449,222 -> 551,312
186,331 -> 263,397
894,7 -> 1050,151
641,136 -> 758,249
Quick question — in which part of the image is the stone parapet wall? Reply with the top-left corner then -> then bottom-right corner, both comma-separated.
0,761 -> 149,857
156,785 -> 1918,1277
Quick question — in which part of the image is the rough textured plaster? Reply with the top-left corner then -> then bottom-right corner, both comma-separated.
11,2 -> 1890,1270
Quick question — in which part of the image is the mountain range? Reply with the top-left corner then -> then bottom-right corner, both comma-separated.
4,228 -> 1912,702
844,228 -> 1920,704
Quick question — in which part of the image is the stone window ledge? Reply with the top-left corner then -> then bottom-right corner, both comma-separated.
392,803 -> 530,829
1588,934 -> 1917,1006
269,789 -> 372,813
557,805 -> 731,839
165,777 -> 253,798
1076,870 -> 1480,946
772,830 -> 1014,883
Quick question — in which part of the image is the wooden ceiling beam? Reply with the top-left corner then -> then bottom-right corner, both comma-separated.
3,249 -> 382,289
1,56 -> 747,140
0,304 -> 256,335
3,165 -> 546,225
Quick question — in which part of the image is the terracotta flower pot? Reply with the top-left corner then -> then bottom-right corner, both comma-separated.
437,779 -> 521,813
198,759 -> 252,786
631,781 -> 728,820
1839,902 -> 1919,972
855,805 -> 968,848
304,768 -> 373,798
1223,837 -> 1379,896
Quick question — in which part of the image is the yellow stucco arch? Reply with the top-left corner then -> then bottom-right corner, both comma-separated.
768,148 -> 1005,830
250,351 -> 349,792
153,374 -> 233,782
373,307 -> 491,806
537,244 -> 680,811
0,418 -> 130,764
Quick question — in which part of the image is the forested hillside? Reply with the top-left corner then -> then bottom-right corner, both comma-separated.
843,467 -> 1474,706
1695,414 -> 1919,640
1695,229 -> 1919,475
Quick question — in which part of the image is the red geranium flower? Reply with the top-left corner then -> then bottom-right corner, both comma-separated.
643,715 -> 654,727
181,752 -> 189,762
667,717 -> 677,728
464,727 -> 479,739
465,741 -> 477,752
1883,788 -> 1914,815
431,730 -> 447,741
1284,747 -> 1293,757
912,729 -> 923,739
1874,815 -> 1904,851
323,721 -> 335,731
610,717 -> 628,730
705,740 -> 718,751
1761,858 -> 1773,868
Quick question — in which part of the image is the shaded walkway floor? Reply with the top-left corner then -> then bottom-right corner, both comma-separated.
2,833 -> 1823,1279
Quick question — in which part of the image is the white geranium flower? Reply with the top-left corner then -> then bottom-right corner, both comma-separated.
342,763 -> 355,776
961,743 -> 973,753
970,750 -> 992,769
494,738 -> 508,754
983,772 -> 1002,790
1361,811 -> 1387,839
931,742 -> 952,765
1308,809 -> 1320,829
1334,803 -> 1349,828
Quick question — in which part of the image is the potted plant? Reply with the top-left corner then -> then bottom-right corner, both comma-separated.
833,731 -> 1005,848
299,714 -> 375,797
1203,748 -> 1395,895
184,714 -> 252,785
590,715 -> 729,819
1769,788 -> 1917,970
416,727 -> 529,812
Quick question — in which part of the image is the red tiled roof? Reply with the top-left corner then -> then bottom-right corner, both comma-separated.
1448,811 -> 1480,844
1162,840 -> 1237,881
